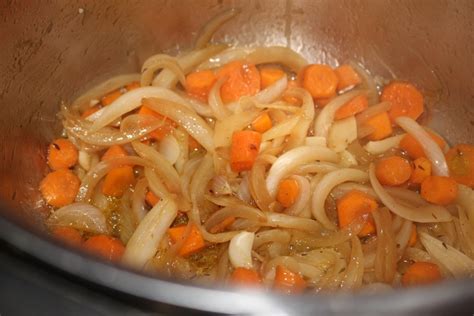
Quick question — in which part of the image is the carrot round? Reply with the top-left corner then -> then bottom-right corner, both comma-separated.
410,157 -> 432,184
276,179 -> 299,208
251,112 -> 273,133
274,265 -> 306,294
101,89 -> 122,106
420,176 -> 458,205
335,95 -> 369,120
402,262 -> 442,286
102,166 -> 135,197
334,64 -> 361,91
48,138 -> 78,170
230,130 -> 262,172
302,64 -> 339,99
381,82 -> 424,122
337,190 -> 378,236
145,190 -> 160,207
399,131 -> 445,160
52,226 -> 83,246
260,67 -> 285,89
185,70 -> 217,102
83,235 -> 125,262
40,169 -> 81,207
217,60 -> 261,103
446,144 -> 474,188
365,111 -> 393,141
168,224 -> 205,257
230,268 -> 261,286
375,156 -> 412,186
101,145 -> 128,161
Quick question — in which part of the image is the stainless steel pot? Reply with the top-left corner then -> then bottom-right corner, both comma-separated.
0,0 -> 473,314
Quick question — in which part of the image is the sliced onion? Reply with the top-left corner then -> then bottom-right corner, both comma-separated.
132,177 -> 148,222
349,62 -> 378,105
262,115 -> 299,142
369,163 -> 452,222
122,197 -> 178,269
153,45 -> 227,87
159,135 -> 180,165
356,101 -> 391,124
237,175 -> 252,204
132,141 -> 181,193
89,87 -> 189,132
197,47 -> 250,70
456,185 -> 474,227
78,150 -> 91,171
327,116 -> 357,153
253,229 -> 291,249
143,98 -> 214,152
208,77 -> 231,120
210,175 -> 232,195
265,212 -> 321,232
396,116 -> 449,176
71,73 -> 140,111
194,8 -> 240,49
284,87 -> 315,149
312,168 -> 369,229
419,232 -> 474,277
295,162 -> 339,175
253,75 -> 288,104
314,90 -> 366,140
246,47 -> 308,72
141,54 -> 186,87
144,167 -> 171,200
339,150 -> 358,167
204,205 -> 266,231
364,134 -> 405,155
47,203 -> 108,234
229,231 -> 255,269
177,91 -> 214,117
214,109 -> 261,148
305,136 -> 327,147
285,175 -> 310,216
64,114 -> 163,146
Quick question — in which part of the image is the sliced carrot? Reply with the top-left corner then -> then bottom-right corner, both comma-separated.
276,179 -> 300,208
40,169 -> 81,208
125,81 -> 140,91
217,60 -> 261,103
421,176 -> 458,205
410,157 -> 432,184
188,136 -> 202,152
52,227 -> 83,246
445,144 -> 474,188
83,235 -> 125,262
334,64 -> 361,91
138,105 -> 177,126
230,130 -> 262,172
335,95 -> 369,120
209,216 -> 236,234
408,224 -> 417,247
101,89 -> 122,106
364,111 -> 393,141
47,138 -> 78,170
251,112 -> 273,133
230,268 -> 262,286
399,131 -> 445,159
260,67 -> 285,89
302,64 -> 339,99
402,262 -> 442,286
381,82 -> 424,122
102,166 -> 135,197
138,105 -> 177,141
315,95 -> 336,108
283,80 -> 302,106
375,156 -> 412,186
101,145 -> 128,161
145,190 -> 160,207
337,190 -> 378,236
185,70 -> 217,102
168,224 -> 205,257
81,105 -> 101,118
274,265 -> 307,294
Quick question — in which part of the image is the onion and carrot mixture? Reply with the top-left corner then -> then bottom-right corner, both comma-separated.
39,11 -> 474,293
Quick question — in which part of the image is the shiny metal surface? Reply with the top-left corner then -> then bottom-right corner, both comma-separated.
0,0 -> 473,313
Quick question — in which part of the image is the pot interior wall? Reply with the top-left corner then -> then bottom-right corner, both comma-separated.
0,0 -> 472,231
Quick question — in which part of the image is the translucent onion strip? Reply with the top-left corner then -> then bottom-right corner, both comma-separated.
340,236 -> 364,289
356,101 -> 391,125
89,87 -> 189,132
204,205 -> 266,231
122,197 -> 178,269
396,116 -> 449,176
363,134 -> 405,155
64,114 -> 163,146
143,98 -> 214,152
373,208 -> 397,283
369,163 -> 452,222
262,115 -> 299,142
314,90 -> 366,140
266,146 -> 339,197
312,168 -> 368,229
264,213 -> 321,232
419,232 -> 474,277
197,47 -> 250,70
214,109 -> 261,148
285,88 -> 315,149
132,177 -> 148,222
285,175 -> 310,216
253,229 -> 291,249
194,8 -> 240,49
208,77 -> 231,120
141,54 -> 186,87
246,47 -> 308,72
47,203 -> 109,234
249,158 -> 273,212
